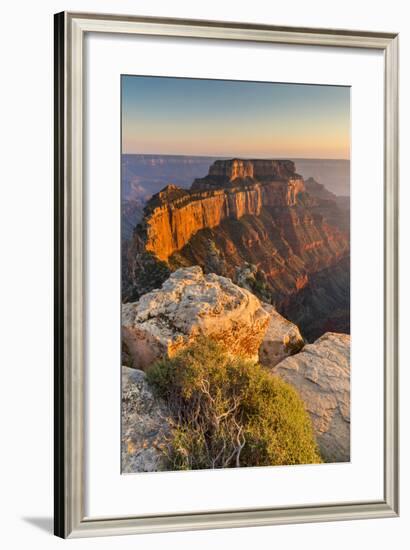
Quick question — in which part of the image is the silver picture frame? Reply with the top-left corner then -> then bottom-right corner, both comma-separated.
54,11 -> 399,538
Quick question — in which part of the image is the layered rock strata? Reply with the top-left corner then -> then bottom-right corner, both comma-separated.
131,159 -> 304,262
193,158 -> 302,188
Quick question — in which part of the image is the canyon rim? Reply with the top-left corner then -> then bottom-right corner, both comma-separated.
121,75 -> 351,472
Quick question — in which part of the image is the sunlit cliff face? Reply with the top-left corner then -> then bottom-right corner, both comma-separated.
208,159 -> 298,182
141,160 -> 306,262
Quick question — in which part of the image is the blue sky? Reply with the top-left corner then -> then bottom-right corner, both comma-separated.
122,75 -> 350,159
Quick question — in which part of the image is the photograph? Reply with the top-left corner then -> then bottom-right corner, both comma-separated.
120,75 -> 351,473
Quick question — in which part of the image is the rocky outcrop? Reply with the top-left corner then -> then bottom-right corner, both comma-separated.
141,181 -> 305,262
199,158 -> 301,186
138,159 -> 305,262
122,266 -> 304,371
272,332 -> 350,462
122,366 -> 171,473
122,266 -> 270,370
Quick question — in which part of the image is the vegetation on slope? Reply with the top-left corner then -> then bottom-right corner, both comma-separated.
147,337 -> 321,470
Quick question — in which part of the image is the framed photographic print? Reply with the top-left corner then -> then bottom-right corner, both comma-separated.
54,12 -> 399,538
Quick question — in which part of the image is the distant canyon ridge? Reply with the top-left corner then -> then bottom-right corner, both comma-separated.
122,156 -> 350,342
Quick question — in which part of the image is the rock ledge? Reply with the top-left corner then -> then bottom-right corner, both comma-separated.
272,332 -> 350,462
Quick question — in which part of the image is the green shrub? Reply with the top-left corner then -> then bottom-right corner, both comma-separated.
147,338 -> 321,470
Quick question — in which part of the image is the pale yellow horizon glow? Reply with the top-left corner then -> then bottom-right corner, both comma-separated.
122,76 -> 350,160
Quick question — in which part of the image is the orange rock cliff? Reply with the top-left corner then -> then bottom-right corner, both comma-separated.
141,159 -> 305,262
123,159 -> 350,341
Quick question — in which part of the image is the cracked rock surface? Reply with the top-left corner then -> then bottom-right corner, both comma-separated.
122,366 -> 171,473
272,332 -> 350,462
122,266 -> 270,370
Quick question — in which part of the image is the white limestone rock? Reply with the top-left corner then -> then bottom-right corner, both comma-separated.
122,266 -> 270,370
272,332 -> 350,462
121,366 -> 171,473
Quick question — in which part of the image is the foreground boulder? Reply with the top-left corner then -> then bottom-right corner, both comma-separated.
122,266 -> 270,370
122,366 -> 171,473
272,332 -> 350,463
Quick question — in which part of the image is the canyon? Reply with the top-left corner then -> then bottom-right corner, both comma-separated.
122,158 -> 350,340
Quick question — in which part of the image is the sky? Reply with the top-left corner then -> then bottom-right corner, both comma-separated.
121,76 -> 350,159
